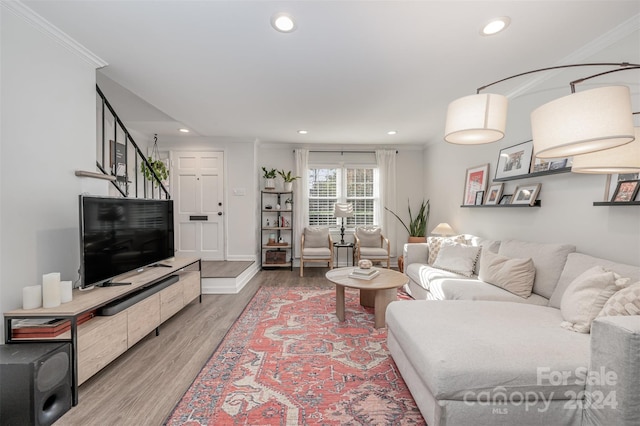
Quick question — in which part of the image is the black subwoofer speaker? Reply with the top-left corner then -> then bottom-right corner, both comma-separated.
0,342 -> 72,426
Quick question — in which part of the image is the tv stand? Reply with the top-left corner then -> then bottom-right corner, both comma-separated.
3,257 -> 201,407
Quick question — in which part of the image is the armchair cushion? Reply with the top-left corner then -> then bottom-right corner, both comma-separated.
304,227 -> 330,248
356,227 -> 382,247
359,247 -> 388,258
302,247 -> 332,258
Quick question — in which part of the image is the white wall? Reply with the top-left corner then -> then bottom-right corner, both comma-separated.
157,137 -> 257,260
423,56 -> 640,266
1,8 -> 100,340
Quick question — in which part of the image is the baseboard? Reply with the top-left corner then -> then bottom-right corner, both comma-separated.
201,262 -> 260,294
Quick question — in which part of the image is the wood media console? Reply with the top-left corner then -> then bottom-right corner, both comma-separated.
3,257 -> 201,406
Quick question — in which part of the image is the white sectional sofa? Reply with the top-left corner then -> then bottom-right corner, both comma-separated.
387,238 -> 640,426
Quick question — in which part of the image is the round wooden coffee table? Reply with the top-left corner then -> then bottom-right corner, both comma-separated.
325,267 -> 408,328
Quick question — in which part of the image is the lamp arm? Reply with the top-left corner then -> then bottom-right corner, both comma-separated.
569,65 -> 640,93
476,62 -> 640,94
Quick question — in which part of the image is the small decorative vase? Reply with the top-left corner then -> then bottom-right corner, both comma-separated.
285,202 -> 292,210
358,259 -> 373,269
283,181 -> 293,192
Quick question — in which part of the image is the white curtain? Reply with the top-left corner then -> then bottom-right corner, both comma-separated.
376,149 -> 397,256
294,149 -> 309,258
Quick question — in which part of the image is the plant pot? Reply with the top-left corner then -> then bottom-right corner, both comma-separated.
265,178 -> 275,189
285,202 -> 292,210
283,181 -> 293,192
408,236 -> 426,243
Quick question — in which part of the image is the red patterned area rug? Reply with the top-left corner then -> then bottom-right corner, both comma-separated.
165,286 -> 425,425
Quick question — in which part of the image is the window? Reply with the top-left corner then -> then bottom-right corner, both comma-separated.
308,166 -> 378,227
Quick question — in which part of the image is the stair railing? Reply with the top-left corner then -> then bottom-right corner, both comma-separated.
96,84 -> 170,199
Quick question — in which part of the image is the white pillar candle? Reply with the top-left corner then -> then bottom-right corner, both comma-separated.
60,281 -> 73,303
22,285 -> 42,310
42,272 -> 61,308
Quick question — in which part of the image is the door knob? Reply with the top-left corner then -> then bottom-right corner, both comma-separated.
218,212 -> 223,216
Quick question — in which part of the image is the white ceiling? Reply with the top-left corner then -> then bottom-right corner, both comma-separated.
23,1 -> 640,145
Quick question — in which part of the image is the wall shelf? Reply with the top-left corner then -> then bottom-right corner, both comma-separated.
493,167 -> 571,182
461,200 -> 541,208
593,201 -> 640,206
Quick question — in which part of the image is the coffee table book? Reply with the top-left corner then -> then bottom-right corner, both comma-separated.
349,268 -> 380,280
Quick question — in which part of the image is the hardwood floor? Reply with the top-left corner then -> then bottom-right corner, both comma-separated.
56,267 -> 333,426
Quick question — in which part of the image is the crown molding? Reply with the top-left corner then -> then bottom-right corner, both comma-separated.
1,0 -> 108,69
505,13 -> 639,99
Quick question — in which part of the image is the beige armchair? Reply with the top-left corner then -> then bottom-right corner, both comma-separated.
354,226 -> 390,268
300,227 -> 334,277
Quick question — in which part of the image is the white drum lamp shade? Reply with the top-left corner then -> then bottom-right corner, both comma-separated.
444,93 -> 508,144
572,127 -> 640,174
531,86 -> 635,159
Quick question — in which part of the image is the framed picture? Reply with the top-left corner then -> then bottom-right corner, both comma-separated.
512,183 -> 541,206
475,191 -> 485,205
463,164 -> 490,206
495,141 -> 533,180
484,182 -> 504,205
549,158 -> 568,170
499,194 -> 512,205
611,179 -> 640,203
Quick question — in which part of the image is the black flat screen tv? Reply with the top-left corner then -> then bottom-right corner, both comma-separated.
79,195 -> 175,288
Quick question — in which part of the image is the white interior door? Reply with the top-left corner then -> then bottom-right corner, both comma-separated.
172,151 -> 224,260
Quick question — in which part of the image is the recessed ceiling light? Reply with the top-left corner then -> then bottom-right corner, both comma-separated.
271,13 -> 296,33
297,130 -> 308,135
387,130 -> 397,135
481,17 -> 511,36
178,128 -> 190,133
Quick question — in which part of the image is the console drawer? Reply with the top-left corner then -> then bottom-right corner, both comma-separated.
160,282 -> 183,322
77,312 -> 127,384
181,271 -> 200,305
127,293 -> 160,346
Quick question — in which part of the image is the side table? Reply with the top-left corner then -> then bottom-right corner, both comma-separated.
333,242 -> 354,268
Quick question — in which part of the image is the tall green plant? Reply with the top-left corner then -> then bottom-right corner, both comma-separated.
385,199 -> 430,237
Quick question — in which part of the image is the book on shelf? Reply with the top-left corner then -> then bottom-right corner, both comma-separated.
349,269 -> 380,280
12,311 -> 95,338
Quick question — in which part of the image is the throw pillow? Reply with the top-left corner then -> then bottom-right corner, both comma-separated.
478,250 -> 536,298
356,227 -> 381,247
427,235 -> 466,265
432,241 -> 481,277
560,266 -> 631,333
304,227 -> 329,248
598,281 -> 640,317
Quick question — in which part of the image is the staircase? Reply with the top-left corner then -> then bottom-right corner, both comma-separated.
96,85 -> 169,199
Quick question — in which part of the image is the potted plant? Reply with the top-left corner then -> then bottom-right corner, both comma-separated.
262,167 -> 277,189
284,197 -> 293,210
385,199 -> 430,242
278,169 -> 300,192
141,158 -> 169,186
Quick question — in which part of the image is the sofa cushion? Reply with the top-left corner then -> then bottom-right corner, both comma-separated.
478,250 -> 536,298
560,266 -> 630,333
498,240 -> 575,299
432,241 -> 481,277
549,252 -> 640,309
386,301 -> 590,400
303,227 -> 329,248
598,282 -> 640,317
405,263 -> 472,292
428,278 -> 549,305
427,235 -> 466,265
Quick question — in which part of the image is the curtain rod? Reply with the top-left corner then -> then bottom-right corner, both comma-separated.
293,150 -> 398,154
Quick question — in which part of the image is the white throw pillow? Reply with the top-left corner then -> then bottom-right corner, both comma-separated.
560,266 -> 631,333
598,281 -> 640,317
478,250 -> 536,298
427,235 -> 466,265
432,241 -> 481,277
